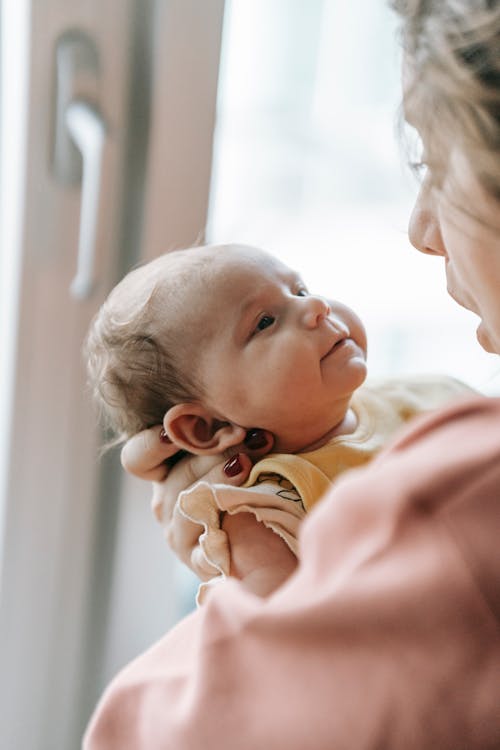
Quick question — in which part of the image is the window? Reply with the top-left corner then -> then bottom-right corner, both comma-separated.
209,0 -> 499,392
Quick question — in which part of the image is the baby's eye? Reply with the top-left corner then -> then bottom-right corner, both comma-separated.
295,288 -> 309,297
255,314 -> 275,332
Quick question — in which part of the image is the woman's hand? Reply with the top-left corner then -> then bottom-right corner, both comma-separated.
121,426 -> 276,581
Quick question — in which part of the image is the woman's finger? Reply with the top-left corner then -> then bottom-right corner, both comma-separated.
151,451 -> 254,524
150,453 -> 222,524
154,453 -> 256,579
121,425 -> 273,484
121,425 -> 179,481
240,428 -> 274,458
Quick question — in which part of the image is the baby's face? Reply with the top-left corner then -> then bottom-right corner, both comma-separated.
160,245 -> 367,453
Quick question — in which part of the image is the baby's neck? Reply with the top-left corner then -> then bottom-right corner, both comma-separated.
293,407 -> 358,454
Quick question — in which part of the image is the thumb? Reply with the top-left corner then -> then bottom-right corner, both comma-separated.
150,451 -> 254,526
121,425 -> 179,481
202,452 -> 254,487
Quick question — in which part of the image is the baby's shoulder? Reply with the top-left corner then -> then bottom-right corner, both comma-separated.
358,373 -> 478,418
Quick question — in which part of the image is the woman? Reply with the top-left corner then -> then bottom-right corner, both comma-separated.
84,1 -> 500,748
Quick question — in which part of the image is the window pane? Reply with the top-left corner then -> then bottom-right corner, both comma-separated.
208,0 -> 499,393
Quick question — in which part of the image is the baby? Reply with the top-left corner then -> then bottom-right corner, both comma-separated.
86,244 -> 472,598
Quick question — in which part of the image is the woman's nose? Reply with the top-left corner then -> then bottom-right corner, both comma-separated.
408,179 -> 447,257
301,295 -> 331,329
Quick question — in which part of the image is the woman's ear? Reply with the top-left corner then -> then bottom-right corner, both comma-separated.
163,403 -> 247,454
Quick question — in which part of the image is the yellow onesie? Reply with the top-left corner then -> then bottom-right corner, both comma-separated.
177,374 -> 474,600
244,374 -> 472,511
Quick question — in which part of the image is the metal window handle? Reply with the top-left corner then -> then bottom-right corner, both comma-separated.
52,31 -> 107,300
66,100 -> 106,299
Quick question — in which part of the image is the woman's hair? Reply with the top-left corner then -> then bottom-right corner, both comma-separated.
391,0 -> 500,201
85,251 -> 206,444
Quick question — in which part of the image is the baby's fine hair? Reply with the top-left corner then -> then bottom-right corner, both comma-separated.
85,249 -> 209,442
391,0 -> 500,202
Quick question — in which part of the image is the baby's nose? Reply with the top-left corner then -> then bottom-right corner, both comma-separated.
302,296 -> 331,328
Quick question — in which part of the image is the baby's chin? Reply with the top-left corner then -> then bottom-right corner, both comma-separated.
476,321 -> 498,354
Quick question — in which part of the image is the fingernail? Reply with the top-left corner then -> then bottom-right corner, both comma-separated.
224,454 -> 243,478
159,428 -> 171,444
244,429 -> 268,450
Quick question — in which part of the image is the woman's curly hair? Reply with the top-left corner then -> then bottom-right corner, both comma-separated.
391,0 -> 500,200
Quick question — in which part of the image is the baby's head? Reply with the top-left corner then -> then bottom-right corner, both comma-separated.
86,244 -> 368,453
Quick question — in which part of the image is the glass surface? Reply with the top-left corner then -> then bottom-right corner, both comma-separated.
208,0 -> 499,393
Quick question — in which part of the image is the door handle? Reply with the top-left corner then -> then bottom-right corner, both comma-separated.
52,31 -> 107,300
66,100 -> 106,299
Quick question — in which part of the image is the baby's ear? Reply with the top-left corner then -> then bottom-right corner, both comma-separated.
163,403 -> 247,455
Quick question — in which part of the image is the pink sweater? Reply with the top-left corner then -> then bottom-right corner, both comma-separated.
84,397 -> 500,750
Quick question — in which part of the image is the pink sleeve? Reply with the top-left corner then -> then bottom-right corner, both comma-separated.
84,397 -> 500,750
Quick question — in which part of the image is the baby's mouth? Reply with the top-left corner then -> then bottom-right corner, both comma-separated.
321,335 -> 348,361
